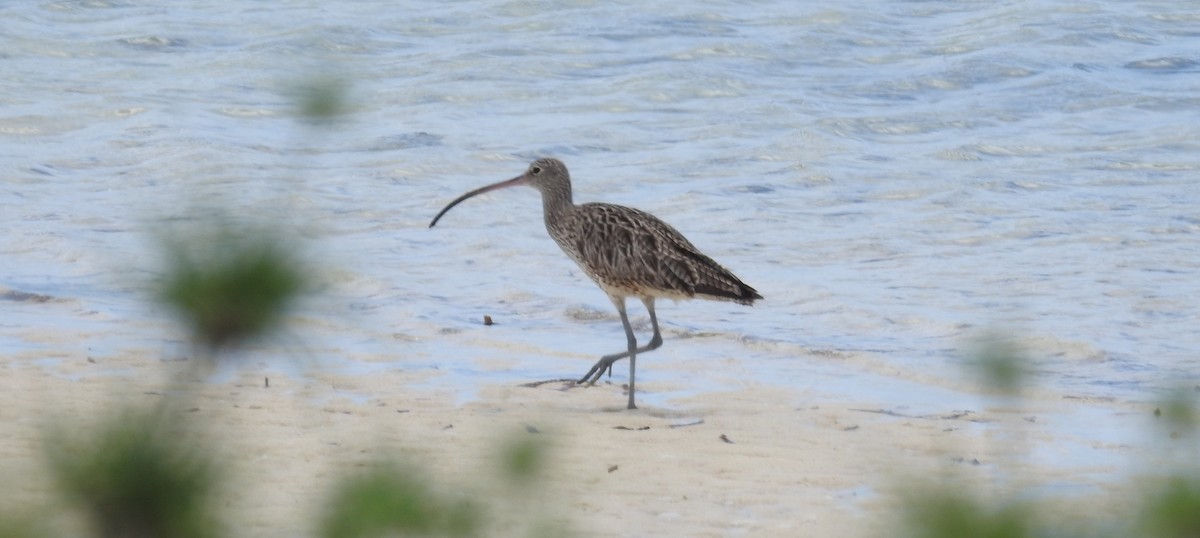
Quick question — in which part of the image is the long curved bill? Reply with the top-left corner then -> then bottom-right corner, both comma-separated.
428,174 -> 529,228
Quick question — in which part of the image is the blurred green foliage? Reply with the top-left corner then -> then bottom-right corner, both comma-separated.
901,489 -> 1034,538
294,75 -> 348,122
967,332 -> 1029,396
501,435 -> 546,486
158,224 -> 305,352
320,463 -> 481,538
0,515 -> 47,538
1137,476 -> 1200,538
1155,389 -> 1199,438
45,410 -> 219,538
894,334 -> 1200,538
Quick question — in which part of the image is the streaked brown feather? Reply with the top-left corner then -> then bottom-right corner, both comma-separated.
551,203 -> 761,305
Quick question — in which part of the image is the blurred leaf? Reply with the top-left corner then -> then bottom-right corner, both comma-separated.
966,332 -> 1029,396
1155,389 -> 1199,436
295,75 -> 348,122
902,489 -> 1034,538
440,497 -> 484,538
321,463 -> 480,538
158,223 -> 306,352
46,410 -> 219,538
1138,476 -> 1200,538
0,514 -> 48,538
501,435 -> 546,485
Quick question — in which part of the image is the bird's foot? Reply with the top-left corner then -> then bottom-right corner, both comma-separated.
577,356 -> 620,386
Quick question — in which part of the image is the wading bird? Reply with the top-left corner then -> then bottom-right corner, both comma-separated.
429,158 -> 761,409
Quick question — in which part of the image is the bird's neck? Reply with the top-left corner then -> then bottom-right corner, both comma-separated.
540,183 -> 574,229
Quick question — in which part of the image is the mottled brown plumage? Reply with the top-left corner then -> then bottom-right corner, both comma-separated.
430,158 -> 761,409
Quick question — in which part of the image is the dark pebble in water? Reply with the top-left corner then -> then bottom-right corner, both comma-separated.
736,184 -> 775,194
2,290 -> 53,303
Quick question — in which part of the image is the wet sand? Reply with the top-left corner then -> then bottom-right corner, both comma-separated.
0,347 -> 1164,537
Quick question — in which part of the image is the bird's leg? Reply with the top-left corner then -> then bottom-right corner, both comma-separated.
578,296 -> 631,386
619,302 -> 638,409
578,298 -> 663,410
641,296 -> 663,352
592,297 -> 663,378
622,297 -> 658,409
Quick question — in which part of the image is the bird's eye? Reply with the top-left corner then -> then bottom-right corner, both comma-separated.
531,166 -> 542,175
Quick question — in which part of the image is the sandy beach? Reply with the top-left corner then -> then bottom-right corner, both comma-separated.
1,341 -> 1164,537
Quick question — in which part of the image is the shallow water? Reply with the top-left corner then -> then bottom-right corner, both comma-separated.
3,1 -> 1199,471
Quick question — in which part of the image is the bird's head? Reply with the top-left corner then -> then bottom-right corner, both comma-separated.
429,158 -> 572,228
521,158 -> 569,194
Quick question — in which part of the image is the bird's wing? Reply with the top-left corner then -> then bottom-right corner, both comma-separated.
561,203 -> 761,304
557,204 -> 708,297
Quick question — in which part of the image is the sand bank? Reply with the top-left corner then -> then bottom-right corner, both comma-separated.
0,347 -> 1163,537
